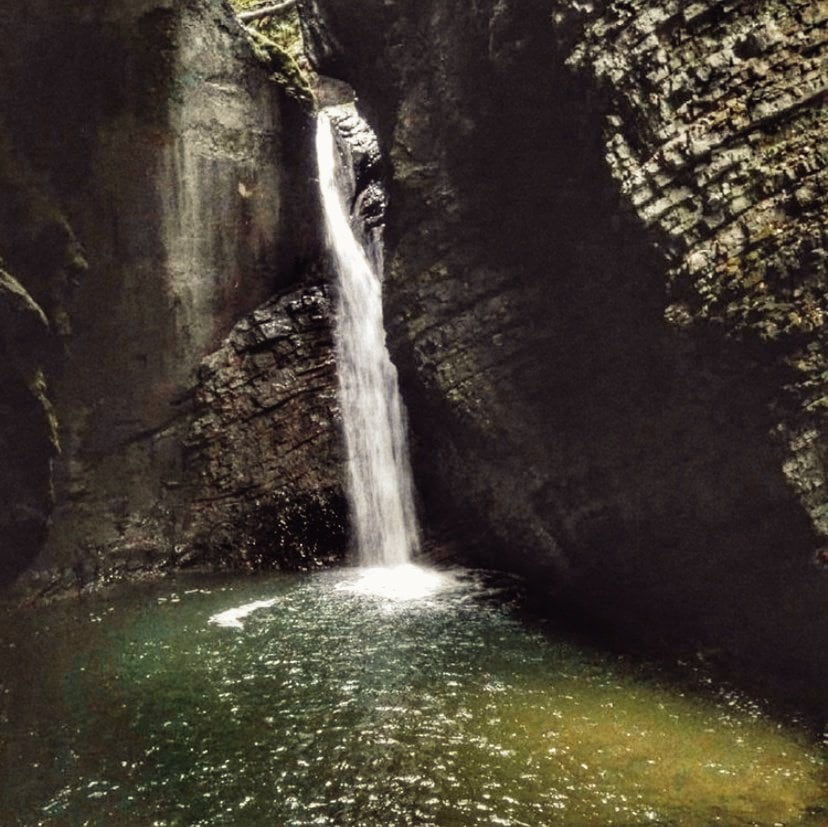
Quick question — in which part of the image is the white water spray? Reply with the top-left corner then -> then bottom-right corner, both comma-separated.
316,109 -> 420,567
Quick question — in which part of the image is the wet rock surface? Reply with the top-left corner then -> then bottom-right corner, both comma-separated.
0,0 -> 341,591
11,280 -> 346,598
302,0 -> 827,702
183,282 -> 347,571
322,100 -> 388,268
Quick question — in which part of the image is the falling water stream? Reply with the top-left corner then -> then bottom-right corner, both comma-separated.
316,108 -> 420,570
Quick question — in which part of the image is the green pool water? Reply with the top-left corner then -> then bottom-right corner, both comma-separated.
0,566 -> 825,825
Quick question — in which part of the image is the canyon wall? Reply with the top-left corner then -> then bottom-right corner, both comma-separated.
1,0 -> 825,705
0,0 -> 346,589
302,0 -> 827,695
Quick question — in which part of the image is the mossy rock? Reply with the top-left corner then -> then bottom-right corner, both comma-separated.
229,1 -> 315,105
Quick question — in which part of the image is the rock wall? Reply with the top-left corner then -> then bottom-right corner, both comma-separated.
568,0 -> 827,541
42,280 -> 347,591
0,269 -> 57,583
302,0 -> 827,699
0,0 -> 346,590
183,282 -> 346,572
2,0 -> 825,707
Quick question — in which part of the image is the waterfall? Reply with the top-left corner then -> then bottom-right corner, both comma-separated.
316,109 -> 421,567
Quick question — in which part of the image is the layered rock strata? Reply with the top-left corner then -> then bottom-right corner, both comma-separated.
183,283 -> 346,572
302,0 -> 827,699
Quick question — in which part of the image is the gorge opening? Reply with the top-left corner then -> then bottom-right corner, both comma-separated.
0,0 -> 825,823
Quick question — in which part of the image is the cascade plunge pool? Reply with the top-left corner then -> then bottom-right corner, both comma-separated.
0,567 -> 825,825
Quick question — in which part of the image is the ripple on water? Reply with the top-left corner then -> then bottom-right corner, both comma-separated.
0,567 -> 825,826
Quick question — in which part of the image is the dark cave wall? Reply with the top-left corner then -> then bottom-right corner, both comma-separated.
0,0 -> 346,589
302,0 -> 827,694
0,268 -> 57,584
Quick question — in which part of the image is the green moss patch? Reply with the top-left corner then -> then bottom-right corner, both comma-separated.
229,1 -> 314,105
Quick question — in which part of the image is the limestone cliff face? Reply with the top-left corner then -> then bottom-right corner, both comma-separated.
183,282 -> 346,572
566,0 -> 827,543
0,0 -> 345,589
302,0 -> 827,693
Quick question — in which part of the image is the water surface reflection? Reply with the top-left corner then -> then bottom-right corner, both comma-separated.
0,568 -> 824,825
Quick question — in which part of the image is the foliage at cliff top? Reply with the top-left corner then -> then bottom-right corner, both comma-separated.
229,0 -> 314,105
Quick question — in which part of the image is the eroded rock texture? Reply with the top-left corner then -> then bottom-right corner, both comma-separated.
569,0 -> 827,541
0,0 -> 343,589
303,0 -> 827,697
183,283 -> 346,571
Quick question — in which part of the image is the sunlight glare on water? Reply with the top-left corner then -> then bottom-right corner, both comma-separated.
0,569 -> 825,826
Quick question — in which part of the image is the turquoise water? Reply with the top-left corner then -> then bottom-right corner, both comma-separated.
0,567 -> 825,825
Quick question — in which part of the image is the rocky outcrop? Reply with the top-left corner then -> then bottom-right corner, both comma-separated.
567,0 -> 827,542
302,0 -> 827,698
0,0 -> 343,590
183,282 -> 346,571
0,98 -> 87,583
22,281 -> 347,593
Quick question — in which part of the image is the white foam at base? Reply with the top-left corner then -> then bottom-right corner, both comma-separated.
336,564 -> 461,602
